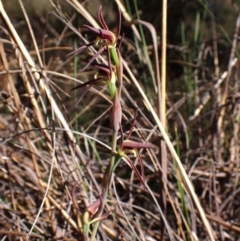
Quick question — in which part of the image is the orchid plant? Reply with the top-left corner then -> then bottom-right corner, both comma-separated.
70,6 -> 155,240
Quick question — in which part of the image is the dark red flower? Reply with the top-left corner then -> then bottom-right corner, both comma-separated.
67,6 -> 121,67
71,61 -> 117,105
115,110 -> 155,185
83,196 -> 110,224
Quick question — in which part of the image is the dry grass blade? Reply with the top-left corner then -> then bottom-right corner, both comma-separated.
217,12 -> 240,132
65,0 -> 99,28
161,0 -> 167,129
0,1 -> 97,239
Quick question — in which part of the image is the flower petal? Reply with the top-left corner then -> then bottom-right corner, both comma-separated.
126,108 -> 138,139
71,78 -> 100,91
86,197 -> 101,217
98,6 -> 109,30
137,153 -> 145,185
122,140 -> 155,150
122,155 -> 145,186
91,63 -> 111,78
81,46 -> 106,71
67,43 -> 91,58
116,7 -> 121,39
71,85 -> 92,108
84,25 -> 116,45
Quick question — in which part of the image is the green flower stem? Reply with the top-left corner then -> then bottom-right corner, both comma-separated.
110,47 -> 119,67
90,130 -> 118,241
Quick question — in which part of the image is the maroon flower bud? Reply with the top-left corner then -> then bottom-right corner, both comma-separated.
111,92 -> 122,131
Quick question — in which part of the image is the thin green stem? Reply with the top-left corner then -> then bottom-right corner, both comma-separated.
90,130 -> 118,241
90,16 -> 121,241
